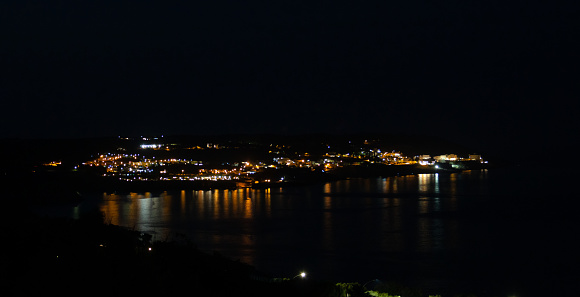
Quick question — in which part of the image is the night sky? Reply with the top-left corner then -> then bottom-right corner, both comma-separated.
1,1 -> 578,157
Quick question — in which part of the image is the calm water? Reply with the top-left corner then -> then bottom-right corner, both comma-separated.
43,165 -> 580,296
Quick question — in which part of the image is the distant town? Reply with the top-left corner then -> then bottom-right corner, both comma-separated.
35,135 -> 488,188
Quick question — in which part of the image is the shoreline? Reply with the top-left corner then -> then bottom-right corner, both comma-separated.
9,163 -> 494,207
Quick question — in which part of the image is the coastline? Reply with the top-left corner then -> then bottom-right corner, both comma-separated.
9,163 -> 494,207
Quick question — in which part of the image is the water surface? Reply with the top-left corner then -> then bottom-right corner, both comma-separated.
50,166 -> 580,296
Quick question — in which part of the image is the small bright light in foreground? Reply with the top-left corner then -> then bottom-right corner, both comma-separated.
148,247 -> 152,251
292,271 -> 307,279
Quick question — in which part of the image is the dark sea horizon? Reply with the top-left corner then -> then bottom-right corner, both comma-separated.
34,163 -> 580,296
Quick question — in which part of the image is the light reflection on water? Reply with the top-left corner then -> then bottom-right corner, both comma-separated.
95,172 -> 483,280
36,167 -> 578,295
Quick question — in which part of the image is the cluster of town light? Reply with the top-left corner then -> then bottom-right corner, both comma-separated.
69,142 -> 486,184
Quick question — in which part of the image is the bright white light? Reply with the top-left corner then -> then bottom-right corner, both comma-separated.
300,272 -> 306,278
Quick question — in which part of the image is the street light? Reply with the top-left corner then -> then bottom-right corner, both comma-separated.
293,272 -> 307,279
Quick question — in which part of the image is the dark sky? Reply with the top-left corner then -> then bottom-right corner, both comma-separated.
1,1 -> 578,156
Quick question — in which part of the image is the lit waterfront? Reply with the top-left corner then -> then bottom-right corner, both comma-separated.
71,137 -> 487,185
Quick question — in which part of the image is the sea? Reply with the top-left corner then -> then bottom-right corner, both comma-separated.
34,163 -> 580,296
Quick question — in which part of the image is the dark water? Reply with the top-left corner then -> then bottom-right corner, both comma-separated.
46,165 -> 580,296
